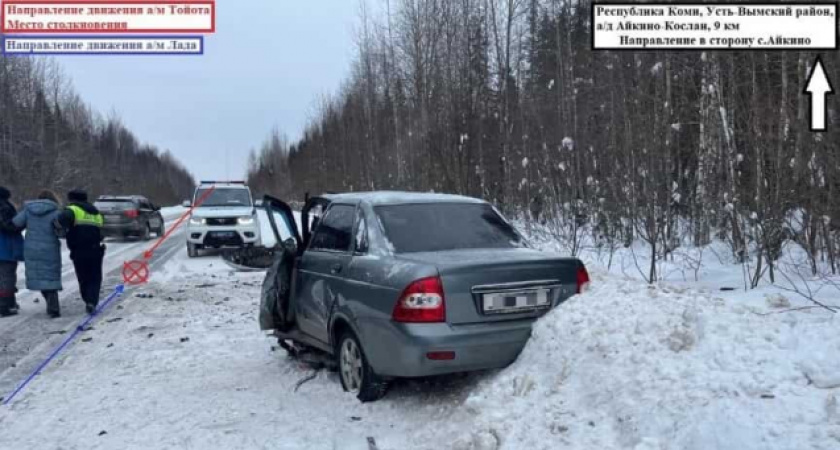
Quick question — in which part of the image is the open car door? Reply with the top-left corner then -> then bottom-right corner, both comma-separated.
221,195 -> 301,270
256,194 -> 333,332
259,193 -> 333,255
254,195 -> 302,331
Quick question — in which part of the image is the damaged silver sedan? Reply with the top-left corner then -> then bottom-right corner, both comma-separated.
253,192 -> 590,402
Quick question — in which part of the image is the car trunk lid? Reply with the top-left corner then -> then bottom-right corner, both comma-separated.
95,201 -> 136,224
396,248 -> 582,324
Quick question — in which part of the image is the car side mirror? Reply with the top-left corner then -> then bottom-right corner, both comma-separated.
255,199 -> 264,207
182,200 -> 191,208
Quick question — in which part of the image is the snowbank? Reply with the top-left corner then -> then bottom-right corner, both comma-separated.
456,272 -> 840,450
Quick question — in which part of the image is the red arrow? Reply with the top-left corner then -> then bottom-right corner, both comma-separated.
143,186 -> 216,260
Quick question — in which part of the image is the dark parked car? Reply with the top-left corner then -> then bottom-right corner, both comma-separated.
258,191 -> 590,402
95,196 -> 165,240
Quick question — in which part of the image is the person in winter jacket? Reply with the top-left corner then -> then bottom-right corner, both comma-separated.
58,189 -> 105,314
0,186 -> 25,317
13,190 -> 63,318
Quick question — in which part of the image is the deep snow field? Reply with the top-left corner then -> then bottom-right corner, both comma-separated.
0,218 -> 838,450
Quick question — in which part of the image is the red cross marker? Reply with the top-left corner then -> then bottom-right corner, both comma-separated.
122,260 -> 150,285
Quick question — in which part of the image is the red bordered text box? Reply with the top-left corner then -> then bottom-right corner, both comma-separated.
2,1 -> 216,33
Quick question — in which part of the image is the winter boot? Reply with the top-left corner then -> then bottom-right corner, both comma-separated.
44,291 -> 60,319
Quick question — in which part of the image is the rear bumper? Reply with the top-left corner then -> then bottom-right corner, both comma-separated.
360,318 -> 534,378
102,222 -> 143,237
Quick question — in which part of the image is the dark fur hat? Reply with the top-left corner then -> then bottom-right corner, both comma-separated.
68,189 -> 88,203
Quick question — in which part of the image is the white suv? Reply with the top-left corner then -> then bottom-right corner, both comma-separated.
184,181 -> 261,257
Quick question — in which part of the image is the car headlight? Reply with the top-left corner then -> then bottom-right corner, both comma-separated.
189,217 -> 206,226
238,216 -> 255,225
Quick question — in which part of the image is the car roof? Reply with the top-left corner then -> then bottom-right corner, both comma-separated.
96,195 -> 146,202
198,183 -> 250,190
324,191 -> 486,206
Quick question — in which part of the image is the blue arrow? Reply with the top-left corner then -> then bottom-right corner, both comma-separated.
2,284 -> 126,406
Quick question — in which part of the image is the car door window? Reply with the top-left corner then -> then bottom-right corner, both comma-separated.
309,205 -> 355,253
260,195 -> 302,249
302,198 -> 332,249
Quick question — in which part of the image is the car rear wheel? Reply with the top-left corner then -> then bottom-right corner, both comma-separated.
337,331 -> 388,403
156,221 -> 165,237
141,223 -> 152,240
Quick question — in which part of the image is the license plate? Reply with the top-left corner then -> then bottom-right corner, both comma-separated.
213,231 -> 235,238
482,289 -> 551,314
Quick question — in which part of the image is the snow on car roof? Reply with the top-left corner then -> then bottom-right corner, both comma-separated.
325,191 -> 486,206
96,195 -> 146,201
197,184 -> 250,190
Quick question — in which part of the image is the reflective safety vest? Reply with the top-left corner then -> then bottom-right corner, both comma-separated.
68,205 -> 104,228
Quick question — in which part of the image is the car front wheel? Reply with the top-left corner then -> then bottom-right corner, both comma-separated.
187,243 -> 199,258
337,331 -> 388,403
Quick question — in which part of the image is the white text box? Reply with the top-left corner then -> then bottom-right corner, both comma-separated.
593,3 -> 837,49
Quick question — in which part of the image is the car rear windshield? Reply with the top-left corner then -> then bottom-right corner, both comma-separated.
95,200 -> 135,211
375,203 -> 526,253
196,188 -> 251,207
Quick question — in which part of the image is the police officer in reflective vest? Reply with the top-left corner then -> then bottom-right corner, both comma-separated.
59,189 -> 105,314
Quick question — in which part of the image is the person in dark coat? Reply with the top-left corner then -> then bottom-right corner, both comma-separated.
0,186 -> 25,317
58,189 -> 105,314
13,190 -> 63,318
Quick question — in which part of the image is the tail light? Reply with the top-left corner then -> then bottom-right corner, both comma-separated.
576,264 -> 591,294
392,276 -> 446,323
124,210 -> 139,219
426,351 -> 456,360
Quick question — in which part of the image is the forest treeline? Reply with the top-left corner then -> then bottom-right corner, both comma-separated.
247,0 -> 840,285
0,56 -> 194,207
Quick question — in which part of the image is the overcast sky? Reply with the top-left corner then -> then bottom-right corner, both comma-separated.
59,1 -> 363,182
